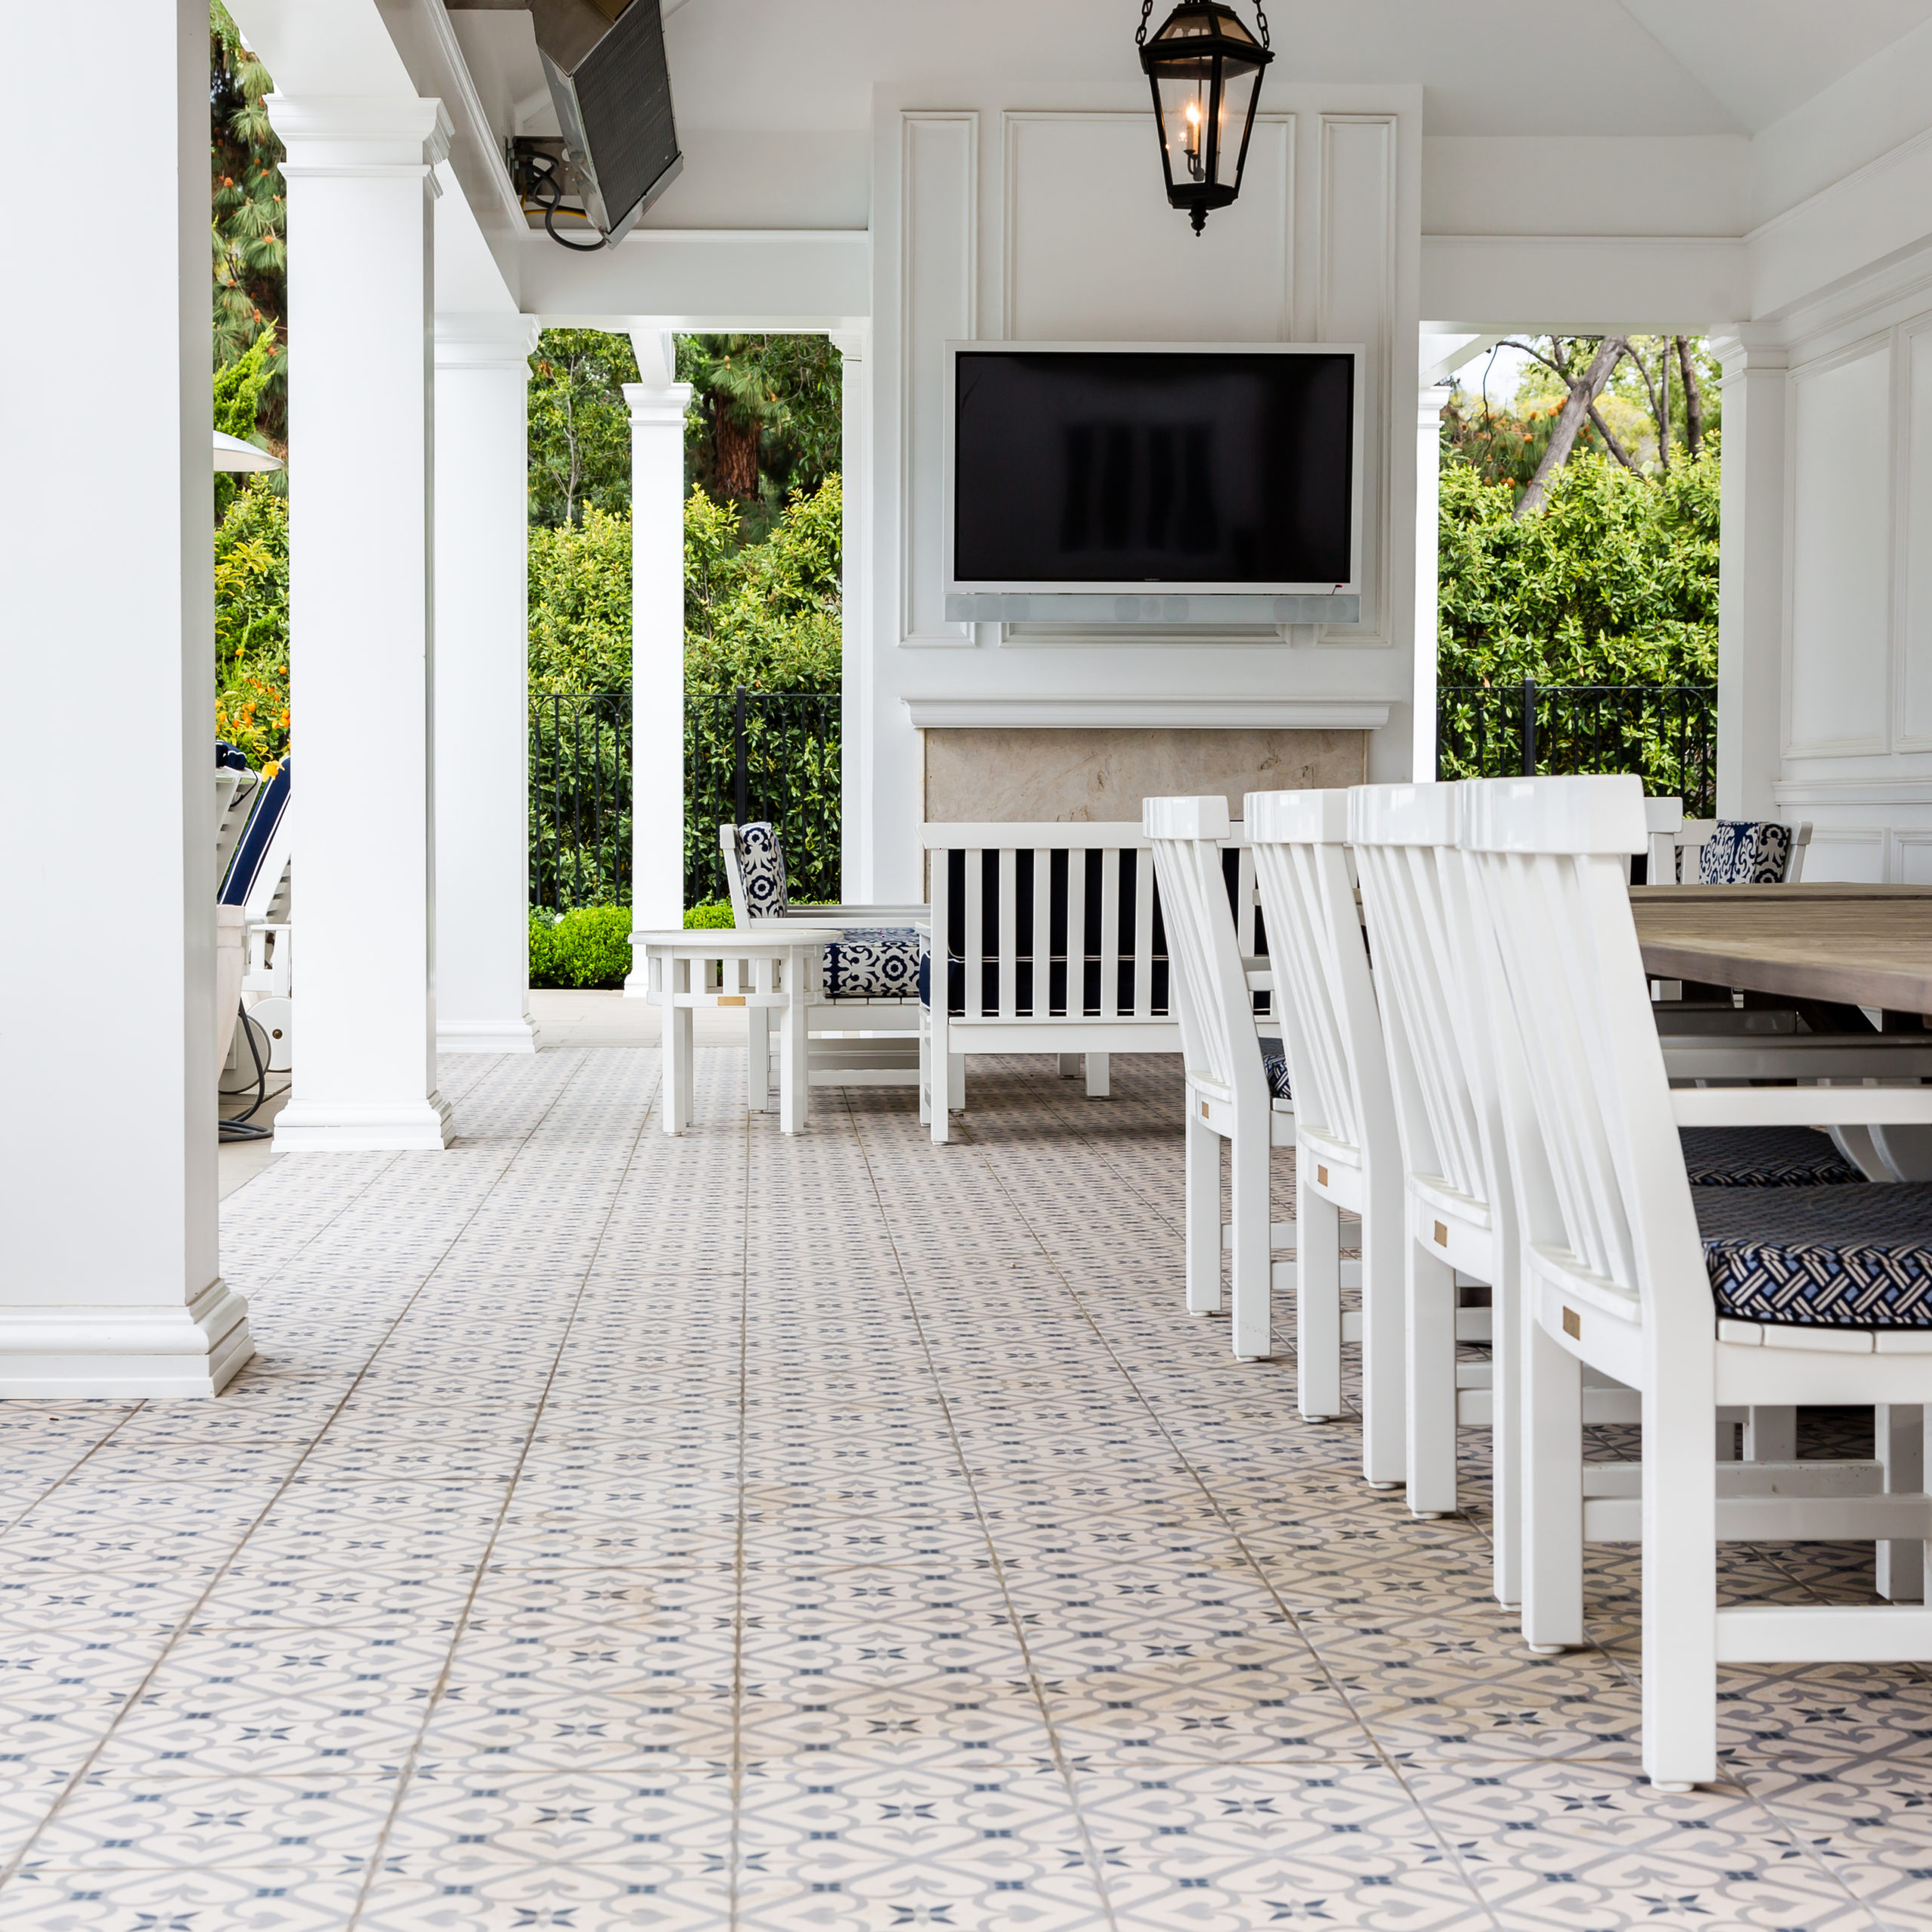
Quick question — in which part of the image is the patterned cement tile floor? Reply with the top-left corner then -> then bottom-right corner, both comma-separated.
2,1047 -> 1930,1931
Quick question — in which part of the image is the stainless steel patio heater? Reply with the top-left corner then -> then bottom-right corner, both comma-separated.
1137,0 -> 1274,235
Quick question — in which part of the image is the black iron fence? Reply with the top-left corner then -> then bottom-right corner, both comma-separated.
529,688 -> 841,915
686,689 -> 841,908
1436,680 -> 1717,818
530,692 -> 631,913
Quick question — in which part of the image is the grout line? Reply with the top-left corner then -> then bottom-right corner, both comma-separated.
0,1058 -> 594,1897
954,1063 -> 1507,1932
839,1088 -> 1124,1932
345,1047 -> 663,1924
731,1091 -> 752,1930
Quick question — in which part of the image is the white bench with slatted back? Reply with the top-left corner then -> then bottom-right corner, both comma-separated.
918,822 -> 1221,1143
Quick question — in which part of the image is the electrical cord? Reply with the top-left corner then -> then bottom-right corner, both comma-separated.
220,1003 -> 275,1143
526,150 -> 609,253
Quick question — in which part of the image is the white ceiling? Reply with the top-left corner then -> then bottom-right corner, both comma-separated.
607,0 -> 1932,138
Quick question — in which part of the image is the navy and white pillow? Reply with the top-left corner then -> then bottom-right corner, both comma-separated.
1695,820 -> 1794,885
1695,1182 -> 1932,1329
732,821 -> 790,919
823,927 -> 923,1000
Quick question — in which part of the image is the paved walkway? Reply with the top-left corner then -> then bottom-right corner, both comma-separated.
2,1048 -> 1927,1929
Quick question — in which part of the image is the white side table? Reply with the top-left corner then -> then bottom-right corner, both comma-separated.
633,928 -> 841,1135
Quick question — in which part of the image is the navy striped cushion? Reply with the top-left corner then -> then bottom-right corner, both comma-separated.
1680,1127 -> 1860,1189
1694,1183 -> 1932,1329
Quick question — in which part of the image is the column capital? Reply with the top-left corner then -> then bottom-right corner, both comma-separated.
436,312 -> 542,374
1709,327 -> 1788,379
623,381 -> 694,429
267,94 -> 451,179
1418,382 -> 1450,423
829,327 -> 869,363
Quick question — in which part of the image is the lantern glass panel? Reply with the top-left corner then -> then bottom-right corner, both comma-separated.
1208,58 -> 1260,189
1155,68 -> 1219,188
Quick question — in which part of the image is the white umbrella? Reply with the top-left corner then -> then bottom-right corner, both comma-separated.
214,431 -> 284,472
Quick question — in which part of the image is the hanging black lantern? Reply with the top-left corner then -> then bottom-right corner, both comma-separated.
1137,1 -> 1273,235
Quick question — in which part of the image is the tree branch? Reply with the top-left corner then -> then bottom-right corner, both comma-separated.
1588,403 -> 1636,471
1676,335 -> 1704,459
1514,336 -> 1629,518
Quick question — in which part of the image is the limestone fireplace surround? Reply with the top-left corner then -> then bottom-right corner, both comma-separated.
907,696 -> 1389,825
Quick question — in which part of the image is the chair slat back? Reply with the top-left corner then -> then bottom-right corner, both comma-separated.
1245,789 -> 1388,1158
1348,784 -> 1489,1207
1459,776 -> 1704,1321
920,822 -> 1170,1021
1142,797 -> 1261,1103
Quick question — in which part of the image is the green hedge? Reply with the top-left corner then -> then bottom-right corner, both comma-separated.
529,906 -> 634,989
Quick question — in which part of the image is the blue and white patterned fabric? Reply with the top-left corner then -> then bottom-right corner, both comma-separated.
1694,1183 -> 1932,1329
731,822 -> 790,918
823,927 -> 923,1001
1695,820 -> 1795,885
1258,1038 -> 1293,1103
1680,1126 -> 1861,1189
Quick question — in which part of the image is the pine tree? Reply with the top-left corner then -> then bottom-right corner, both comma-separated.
211,2 -> 286,442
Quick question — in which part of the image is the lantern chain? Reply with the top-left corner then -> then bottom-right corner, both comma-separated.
1135,1 -> 1271,49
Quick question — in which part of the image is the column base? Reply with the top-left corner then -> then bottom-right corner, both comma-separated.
273,1092 -> 454,1152
437,1017 -> 540,1054
0,1280 -> 253,1399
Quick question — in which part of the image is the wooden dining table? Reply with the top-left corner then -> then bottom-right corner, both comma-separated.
1630,883 -> 1932,1019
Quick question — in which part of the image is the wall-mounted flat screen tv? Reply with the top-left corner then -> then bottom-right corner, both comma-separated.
945,342 -> 1362,600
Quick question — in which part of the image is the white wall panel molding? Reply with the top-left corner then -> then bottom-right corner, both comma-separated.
1318,114 -> 1398,649
1420,235 -> 1749,334
1774,778 -> 1932,806
1897,315 -> 1932,752
1798,826 -> 1888,884
903,696 -> 1391,731
1000,112 -> 1293,343
1784,335 -> 1894,762
898,112 -> 978,649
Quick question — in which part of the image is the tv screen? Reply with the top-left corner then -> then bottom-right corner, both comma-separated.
950,348 -> 1357,592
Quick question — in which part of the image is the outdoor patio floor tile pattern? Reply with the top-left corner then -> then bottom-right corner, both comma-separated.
0,1051 -> 1928,1928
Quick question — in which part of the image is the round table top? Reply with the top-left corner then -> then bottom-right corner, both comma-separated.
632,925 -> 847,949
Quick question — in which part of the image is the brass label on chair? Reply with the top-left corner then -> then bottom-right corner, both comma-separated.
1201,1100 -> 1210,1118
1433,1220 -> 1448,1247
1316,1164 -> 1328,1187
718,995 -> 746,1007
1562,1306 -> 1580,1340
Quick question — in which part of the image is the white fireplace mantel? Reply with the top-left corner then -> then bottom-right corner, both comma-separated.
902,695 -> 1392,731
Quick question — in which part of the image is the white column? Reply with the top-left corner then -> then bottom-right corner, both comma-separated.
1413,384 -> 1446,782
1713,331 -> 1788,821
0,0 -> 251,1395
435,313 -> 542,1054
268,95 -> 454,1149
623,334 -> 694,961
831,328 -> 871,899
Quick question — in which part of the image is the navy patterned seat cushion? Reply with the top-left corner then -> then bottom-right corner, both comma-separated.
732,822 -> 790,918
1696,820 -> 1794,885
823,926 -> 921,1001
1680,1126 -> 1860,1189
1258,1038 -> 1293,1102
1694,1183 -> 1932,1329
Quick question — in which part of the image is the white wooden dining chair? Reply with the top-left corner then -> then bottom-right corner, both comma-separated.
1460,773 -> 1932,1790
1143,797 -> 1298,1362
1246,789 -> 1407,1487
1673,817 -> 1813,884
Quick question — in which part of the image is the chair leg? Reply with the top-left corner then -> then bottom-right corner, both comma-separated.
666,1001 -> 694,1134
1641,1389 -> 1718,1791
1406,1240 -> 1457,1517
1185,1110 -> 1223,1317
918,1018 -> 932,1124
1057,1053 -> 1081,1078
1229,1114 -> 1272,1361
1878,1404 -> 1927,1604
1084,1052 -> 1110,1097
928,1013 -> 952,1144
1359,1173 -> 1406,1491
1520,1316 -> 1583,1652
1294,1165 -> 1340,1417
748,1004 -> 775,1113
1743,1407 -> 1796,1462
1491,1254 -> 1522,1609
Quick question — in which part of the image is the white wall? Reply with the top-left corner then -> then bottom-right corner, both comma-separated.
861,83 -> 1424,901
